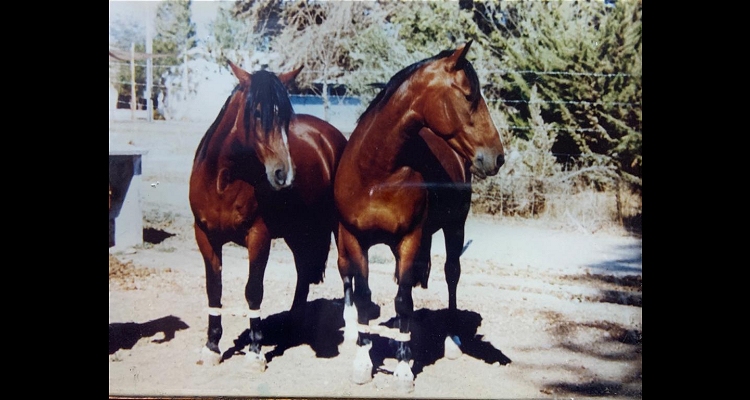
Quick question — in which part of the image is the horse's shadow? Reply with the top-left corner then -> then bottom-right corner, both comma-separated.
221,297 -> 351,362
371,308 -> 512,376
221,299 -> 510,377
109,315 -> 190,355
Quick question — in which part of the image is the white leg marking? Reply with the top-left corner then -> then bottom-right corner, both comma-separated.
343,304 -> 359,342
444,335 -> 463,360
245,350 -> 267,372
351,342 -> 373,384
200,346 -> 222,366
207,307 -> 221,316
393,360 -> 415,392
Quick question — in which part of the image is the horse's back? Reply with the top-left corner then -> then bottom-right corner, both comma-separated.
290,114 -> 347,174
287,113 -> 346,197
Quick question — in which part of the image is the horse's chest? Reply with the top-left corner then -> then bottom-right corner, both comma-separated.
350,169 -> 427,234
193,180 -> 258,232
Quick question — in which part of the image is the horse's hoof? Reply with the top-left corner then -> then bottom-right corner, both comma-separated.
351,344 -> 373,384
393,361 -> 415,392
199,346 -> 222,366
245,351 -> 267,372
444,335 -> 463,360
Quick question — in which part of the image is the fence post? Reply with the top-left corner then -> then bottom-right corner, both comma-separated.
183,51 -> 188,101
130,43 -> 136,121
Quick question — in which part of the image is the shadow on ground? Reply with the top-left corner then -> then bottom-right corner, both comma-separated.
221,298 -> 349,362
543,316 -> 642,398
143,227 -> 175,244
219,300 -> 511,378
109,315 -> 190,354
372,308 -> 512,377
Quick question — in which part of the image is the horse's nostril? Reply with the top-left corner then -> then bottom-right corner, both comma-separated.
496,154 -> 505,168
275,169 -> 287,184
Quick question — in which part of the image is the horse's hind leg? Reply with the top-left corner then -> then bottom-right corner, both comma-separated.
243,224 -> 272,371
285,229 -> 330,327
195,223 -> 224,366
443,222 -> 465,360
414,232 -> 432,289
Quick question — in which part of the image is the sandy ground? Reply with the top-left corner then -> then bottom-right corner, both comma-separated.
108,119 -> 642,399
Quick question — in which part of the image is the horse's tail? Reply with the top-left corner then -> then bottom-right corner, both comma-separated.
299,228 -> 330,286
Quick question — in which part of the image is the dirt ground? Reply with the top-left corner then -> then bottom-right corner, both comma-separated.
108,119 -> 642,399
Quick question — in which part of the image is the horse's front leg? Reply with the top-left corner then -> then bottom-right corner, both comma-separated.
337,224 -> 374,383
195,223 -> 224,366
392,228 -> 422,392
244,223 -> 271,371
337,224 -> 370,343
442,222 -> 465,360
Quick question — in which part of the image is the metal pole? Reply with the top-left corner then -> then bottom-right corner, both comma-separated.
146,7 -> 153,122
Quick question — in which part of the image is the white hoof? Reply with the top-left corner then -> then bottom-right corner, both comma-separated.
351,343 -> 373,384
199,346 -> 222,366
393,361 -> 415,392
245,351 -> 267,372
343,325 -> 359,343
444,336 -> 463,360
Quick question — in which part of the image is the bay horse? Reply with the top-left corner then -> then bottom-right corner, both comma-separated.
333,41 -> 505,390
189,61 -> 347,369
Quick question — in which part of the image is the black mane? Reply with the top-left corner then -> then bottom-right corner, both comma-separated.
194,69 -> 294,162
358,48 -> 481,123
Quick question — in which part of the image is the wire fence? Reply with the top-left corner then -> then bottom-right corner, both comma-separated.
109,60 -> 641,106
110,59 -> 641,137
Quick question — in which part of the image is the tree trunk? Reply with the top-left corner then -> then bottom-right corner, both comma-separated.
322,81 -> 330,122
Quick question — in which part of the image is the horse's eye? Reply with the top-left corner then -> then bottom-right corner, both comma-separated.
254,109 -> 262,119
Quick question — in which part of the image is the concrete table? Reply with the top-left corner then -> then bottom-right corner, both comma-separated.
109,147 -> 148,250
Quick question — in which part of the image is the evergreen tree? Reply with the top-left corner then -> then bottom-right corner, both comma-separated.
468,0 -> 642,187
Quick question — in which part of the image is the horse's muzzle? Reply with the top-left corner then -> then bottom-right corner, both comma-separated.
268,166 -> 294,190
275,169 -> 287,186
472,150 -> 505,178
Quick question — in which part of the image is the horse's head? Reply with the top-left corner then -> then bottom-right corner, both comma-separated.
228,61 -> 302,190
416,41 -> 505,179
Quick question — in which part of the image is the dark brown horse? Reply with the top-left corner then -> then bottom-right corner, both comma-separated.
189,61 -> 347,369
410,127 -> 473,359
333,41 -> 505,389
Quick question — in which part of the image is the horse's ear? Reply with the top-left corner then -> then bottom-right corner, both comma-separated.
228,60 -> 252,87
447,40 -> 473,71
278,65 -> 304,87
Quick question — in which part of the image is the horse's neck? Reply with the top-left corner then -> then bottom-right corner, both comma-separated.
355,104 -> 422,179
202,119 -> 259,178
